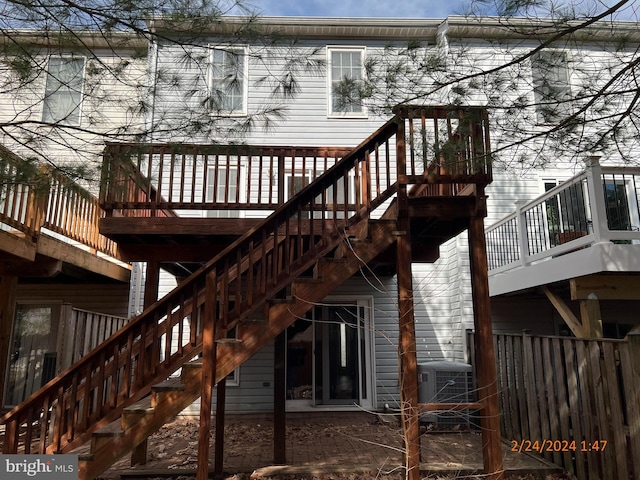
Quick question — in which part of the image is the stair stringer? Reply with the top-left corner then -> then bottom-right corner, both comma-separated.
77,363 -> 203,479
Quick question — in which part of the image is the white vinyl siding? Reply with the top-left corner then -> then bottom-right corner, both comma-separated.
327,47 -> 366,117
531,50 -> 571,124
42,57 -> 85,126
209,47 -> 247,114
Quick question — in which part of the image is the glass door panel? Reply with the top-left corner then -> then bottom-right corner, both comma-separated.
315,305 -> 360,405
4,304 -> 59,407
286,318 -> 314,402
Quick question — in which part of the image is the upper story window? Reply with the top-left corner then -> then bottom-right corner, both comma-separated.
328,47 -> 366,117
42,57 -> 85,126
531,50 -> 571,124
209,47 -> 247,114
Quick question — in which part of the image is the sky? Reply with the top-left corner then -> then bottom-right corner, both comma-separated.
251,0 -> 639,20
253,0 -> 468,18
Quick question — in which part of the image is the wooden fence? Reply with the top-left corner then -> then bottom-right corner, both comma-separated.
467,331 -> 640,480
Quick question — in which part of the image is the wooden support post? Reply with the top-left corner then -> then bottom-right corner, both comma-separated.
131,261 -> 161,466
143,260 -> 160,308
579,298 -> 603,338
214,376 -> 227,476
274,331 -> 287,464
197,271 -> 218,480
0,276 -> 18,404
468,214 -> 504,480
397,224 -> 420,480
395,117 -> 420,480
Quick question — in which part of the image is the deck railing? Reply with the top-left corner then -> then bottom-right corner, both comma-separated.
100,106 -> 492,216
0,146 -> 47,238
60,307 -> 129,371
1,106 -> 492,457
0,145 -> 119,258
485,159 -> 640,273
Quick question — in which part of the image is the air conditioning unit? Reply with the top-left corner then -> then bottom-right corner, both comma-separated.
417,361 -> 475,428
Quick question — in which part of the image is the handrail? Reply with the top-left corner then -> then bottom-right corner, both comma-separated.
0,145 -> 119,258
485,161 -> 640,273
1,106 -> 492,457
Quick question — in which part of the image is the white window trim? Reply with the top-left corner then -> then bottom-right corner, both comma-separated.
42,56 -> 86,127
207,45 -> 248,117
326,46 -> 367,119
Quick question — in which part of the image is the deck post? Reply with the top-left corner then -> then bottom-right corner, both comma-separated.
197,271 -> 218,480
274,330 -> 287,464
468,212 -> 504,480
214,376 -> 227,475
0,275 -> 17,405
395,116 -> 421,480
131,260 -> 161,466
143,260 -> 160,308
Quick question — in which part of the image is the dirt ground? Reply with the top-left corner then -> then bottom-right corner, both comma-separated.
97,413 -> 573,480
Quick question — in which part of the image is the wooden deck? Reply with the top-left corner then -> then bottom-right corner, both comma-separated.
1,106 -> 504,480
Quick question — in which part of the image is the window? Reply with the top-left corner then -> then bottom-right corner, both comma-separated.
42,57 -> 85,126
206,164 -> 241,218
209,47 -> 246,114
328,47 -> 365,116
543,178 -> 589,247
531,50 -> 571,123
603,178 -> 640,234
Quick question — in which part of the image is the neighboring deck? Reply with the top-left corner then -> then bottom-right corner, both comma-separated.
0,145 -> 129,283
486,159 -> 640,297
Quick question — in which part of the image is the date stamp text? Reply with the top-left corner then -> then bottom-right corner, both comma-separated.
511,439 -> 607,453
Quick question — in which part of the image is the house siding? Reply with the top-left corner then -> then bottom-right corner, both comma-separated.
0,48 -> 146,185
136,18 -> 640,414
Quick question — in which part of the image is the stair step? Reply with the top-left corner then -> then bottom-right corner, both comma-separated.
91,420 -> 126,453
239,317 -> 265,323
180,361 -> 202,384
123,398 -> 154,415
319,257 -> 347,263
70,443 -> 93,462
93,420 -> 126,438
215,338 -> 243,344
293,277 -> 323,284
122,397 -> 155,431
268,298 -> 295,305
151,378 -> 190,408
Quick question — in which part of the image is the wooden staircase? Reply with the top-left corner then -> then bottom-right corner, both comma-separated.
0,106 -> 494,480
75,217 -> 397,479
